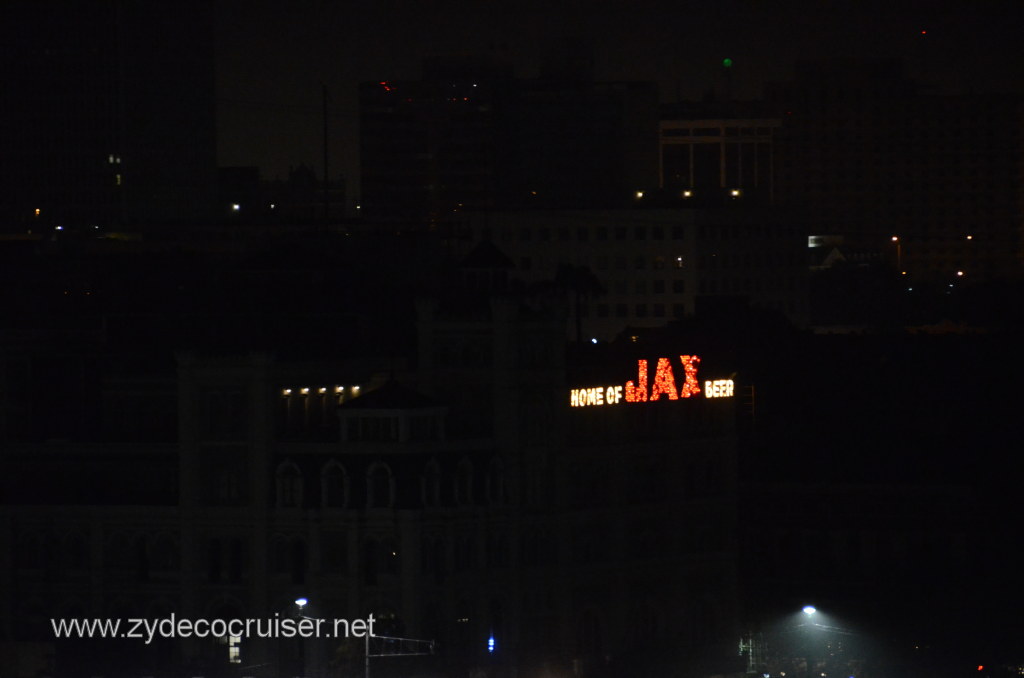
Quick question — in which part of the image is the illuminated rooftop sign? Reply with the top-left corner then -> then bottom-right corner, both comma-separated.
570,355 -> 734,407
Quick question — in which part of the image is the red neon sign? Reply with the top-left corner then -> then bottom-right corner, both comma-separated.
571,355 -> 733,407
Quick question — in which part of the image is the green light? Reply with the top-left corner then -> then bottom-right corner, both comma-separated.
722,58 -> 733,68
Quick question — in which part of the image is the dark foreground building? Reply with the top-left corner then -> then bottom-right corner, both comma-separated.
0,251 -> 741,678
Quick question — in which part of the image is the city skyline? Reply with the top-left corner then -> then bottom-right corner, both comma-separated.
216,0 -> 1024,183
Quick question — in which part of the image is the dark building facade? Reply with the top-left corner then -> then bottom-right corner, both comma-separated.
768,58 -> 1024,283
359,59 -> 659,221
0,246 -> 742,678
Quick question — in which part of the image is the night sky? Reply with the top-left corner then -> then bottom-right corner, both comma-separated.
216,0 -> 1024,189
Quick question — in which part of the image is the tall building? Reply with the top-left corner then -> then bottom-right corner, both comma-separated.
768,58 -> 1024,282
0,1 -> 218,231
359,59 -> 659,221
659,107 -> 781,205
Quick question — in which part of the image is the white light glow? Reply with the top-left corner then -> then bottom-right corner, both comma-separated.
295,598 -> 308,608
803,606 -> 816,615
231,203 -> 240,211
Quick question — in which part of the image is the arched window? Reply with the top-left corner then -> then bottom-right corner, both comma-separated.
62,532 -> 90,571
486,458 -> 505,505
276,461 -> 303,508
422,460 -> 441,507
149,531 -> 179,573
290,538 -> 306,585
363,537 -> 378,586
104,532 -> 134,571
455,459 -> 473,506
321,461 -> 348,508
269,535 -> 289,575
367,463 -> 393,509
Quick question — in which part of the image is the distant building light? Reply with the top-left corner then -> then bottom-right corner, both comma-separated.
682,189 -> 693,198
300,387 -> 310,395
108,154 -> 115,164
488,635 -> 495,653
34,208 -> 41,216
891,235 -> 899,242
55,225 -> 63,231
635,191 -> 644,199
270,203 -> 276,209
591,338 -> 598,344
282,389 -> 292,396
335,385 -> 344,394
115,173 -> 122,186
730,189 -> 741,197
956,270 -> 964,277
355,204 -> 361,210
966,235 -> 973,240
901,271 -> 907,275
231,203 -> 241,211
318,387 -> 327,394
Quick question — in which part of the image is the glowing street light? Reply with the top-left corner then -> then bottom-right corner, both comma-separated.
891,236 -> 902,271
803,606 -> 817,615
295,597 -> 308,609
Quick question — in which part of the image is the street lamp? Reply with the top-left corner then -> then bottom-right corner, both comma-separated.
803,606 -> 817,616
294,598 -> 310,677
891,236 -> 903,273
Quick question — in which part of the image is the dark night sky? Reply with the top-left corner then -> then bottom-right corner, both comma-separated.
216,0 -> 1024,188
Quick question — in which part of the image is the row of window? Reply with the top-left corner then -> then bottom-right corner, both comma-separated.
586,302 -> 685,320
275,458 -> 506,510
523,255 -> 687,272
493,224 -> 689,243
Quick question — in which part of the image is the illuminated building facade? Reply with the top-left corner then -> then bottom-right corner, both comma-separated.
460,207 -> 808,341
